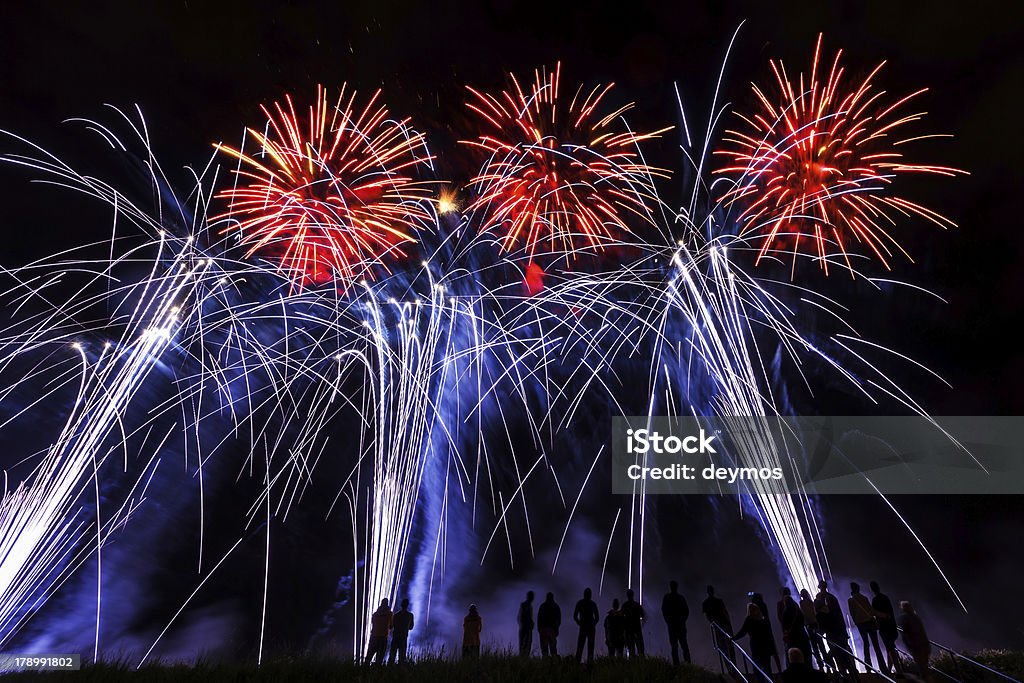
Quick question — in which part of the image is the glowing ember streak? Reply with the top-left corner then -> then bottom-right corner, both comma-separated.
0,237 -> 202,647
462,63 -> 670,260
715,34 -> 965,274
215,85 -> 434,290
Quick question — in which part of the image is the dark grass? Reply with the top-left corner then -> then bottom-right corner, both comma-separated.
0,655 -> 724,679
0,653 -> 722,682
932,650 -> 1024,682
4,650 -> 1021,681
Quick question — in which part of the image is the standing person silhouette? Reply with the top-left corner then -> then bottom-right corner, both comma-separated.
366,598 -> 393,665
703,585 -> 735,662
778,587 -> 811,666
537,592 -> 561,657
573,587 -> 600,665
899,601 -> 932,680
849,582 -> 885,670
604,598 -> 626,658
870,581 -> 900,674
732,603 -> 778,683
622,588 -> 645,657
462,604 -> 482,659
749,591 -> 780,672
388,598 -> 414,664
662,581 -> 691,665
799,588 -> 826,669
816,580 -> 854,676
517,591 -> 535,656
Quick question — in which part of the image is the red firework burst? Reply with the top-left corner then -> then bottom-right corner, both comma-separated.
462,63 -> 670,260
715,35 -> 965,274
215,85 -> 433,290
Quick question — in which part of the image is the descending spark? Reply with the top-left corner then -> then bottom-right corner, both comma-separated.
349,277 -> 459,653
0,234 -> 205,645
668,243 -> 821,591
215,84 -> 435,291
715,34 -> 966,274
462,63 -> 671,260
511,235 -> 826,601
0,116 -> 327,655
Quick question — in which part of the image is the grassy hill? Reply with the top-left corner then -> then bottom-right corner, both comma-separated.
0,654 -> 722,682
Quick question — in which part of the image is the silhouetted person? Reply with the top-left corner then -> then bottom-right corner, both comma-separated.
849,582 -> 885,670
462,604 -> 482,658
749,591 -> 781,672
899,601 -> 931,679
811,585 -> 833,669
703,585 -> 735,662
537,592 -> 561,657
604,598 -> 626,658
366,598 -> 392,665
662,580 -> 691,665
870,581 -> 900,674
799,588 -> 826,669
518,590 -> 535,656
813,580 -> 842,635
778,587 -> 811,666
622,588 -> 645,657
783,647 -> 828,683
388,598 -> 414,664
573,587 -> 600,665
815,579 -> 853,675
732,603 -> 778,683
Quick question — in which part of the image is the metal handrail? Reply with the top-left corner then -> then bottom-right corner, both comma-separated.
709,622 -> 749,680
928,638 -> 1021,683
709,622 -> 735,677
896,626 -> 1021,683
712,621 -> 774,682
820,631 -> 897,683
716,641 -> 752,683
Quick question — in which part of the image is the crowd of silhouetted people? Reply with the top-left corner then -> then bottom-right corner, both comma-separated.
364,578 -> 936,681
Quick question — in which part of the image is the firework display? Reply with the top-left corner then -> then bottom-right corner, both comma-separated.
463,63 -> 671,261
715,34 -> 964,274
0,29 -> 972,670
215,85 -> 434,290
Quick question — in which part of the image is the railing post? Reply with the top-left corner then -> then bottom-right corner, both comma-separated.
949,645 -> 964,682
712,623 -> 725,675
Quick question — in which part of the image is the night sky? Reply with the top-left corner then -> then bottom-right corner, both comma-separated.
1,0 -> 1023,663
